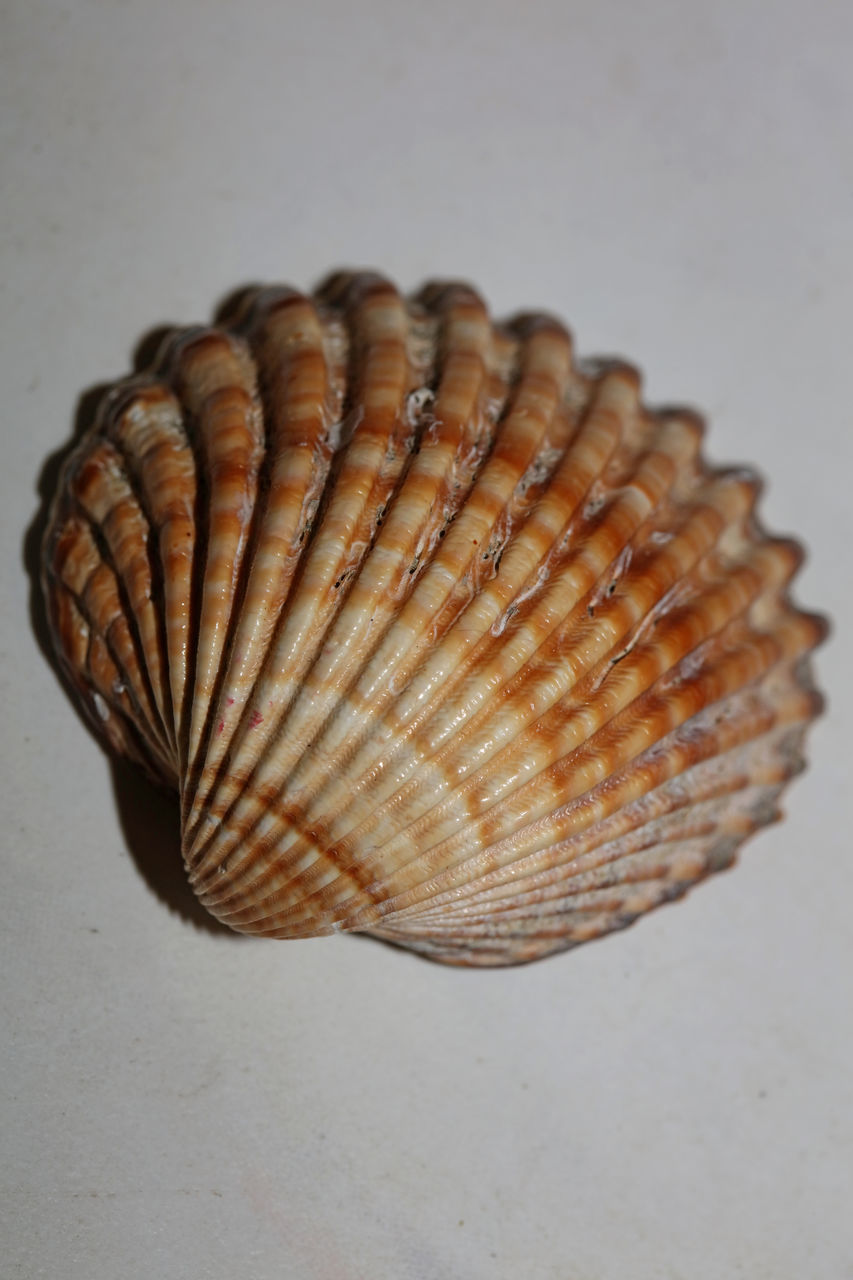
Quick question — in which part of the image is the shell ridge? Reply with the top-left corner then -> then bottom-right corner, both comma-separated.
187,311 -> 572,888
185,327 -> 491,880
46,507 -> 174,773
99,375 -> 199,763
216,419 -> 730,905
366,735 -> 810,962
326,662 -> 818,942
188,293 -> 497,849
183,294 -> 344,840
185,284 -> 508,874
221,587 -> 816,933
163,332 -> 266,766
190,371 -> 732,921
67,437 -> 175,751
288,367 -> 637,812
189,481 -> 814,942
74,396 -> 183,750
46,575 -> 175,785
63,513 -> 173,766
384,705 -> 814,924
184,280 -> 419,865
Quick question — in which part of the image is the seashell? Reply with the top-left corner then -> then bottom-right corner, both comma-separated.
41,271 -> 826,966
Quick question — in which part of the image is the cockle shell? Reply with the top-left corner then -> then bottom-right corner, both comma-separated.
42,272 -> 826,965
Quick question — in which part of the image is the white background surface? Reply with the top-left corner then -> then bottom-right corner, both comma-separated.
3,1 -> 851,1276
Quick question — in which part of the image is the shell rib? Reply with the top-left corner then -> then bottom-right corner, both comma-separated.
42,272 -> 826,965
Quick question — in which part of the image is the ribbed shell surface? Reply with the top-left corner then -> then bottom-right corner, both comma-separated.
42,272 -> 826,965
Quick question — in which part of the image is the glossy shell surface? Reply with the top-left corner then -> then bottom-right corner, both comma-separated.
42,272 -> 826,965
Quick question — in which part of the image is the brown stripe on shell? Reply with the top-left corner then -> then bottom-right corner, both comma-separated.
157,328 -> 266,802
185,313 -> 571,911
46,513 -> 170,766
185,275 -> 419,871
185,283 -> 500,878
44,570 -> 174,786
197,544 -> 818,933
188,301 -> 573,898
368,677 -> 822,963
98,378 -> 198,764
182,289 -> 342,842
66,439 -> 174,752
191,377 -> 703,919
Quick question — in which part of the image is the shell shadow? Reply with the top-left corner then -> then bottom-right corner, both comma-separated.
23,339 -> 237,938
108,756 -> 236,935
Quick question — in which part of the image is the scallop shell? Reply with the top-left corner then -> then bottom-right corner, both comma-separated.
42,272 -> 826,965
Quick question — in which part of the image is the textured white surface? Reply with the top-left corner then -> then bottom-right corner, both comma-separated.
2,1 -> 851,1276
